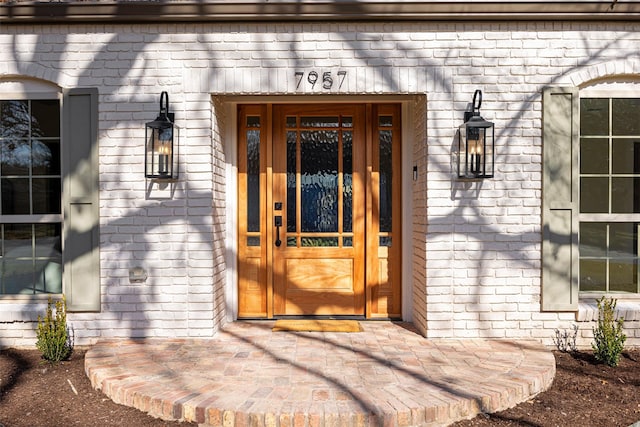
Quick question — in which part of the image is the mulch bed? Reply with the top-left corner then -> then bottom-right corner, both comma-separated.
455,349 -> 640,426
1,347 -> 639,426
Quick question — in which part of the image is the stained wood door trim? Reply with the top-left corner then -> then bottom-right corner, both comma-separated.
237,102 -> 402,319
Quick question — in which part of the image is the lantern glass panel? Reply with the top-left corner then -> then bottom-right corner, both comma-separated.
458,120 -> 494,179
145,121 -> 177,179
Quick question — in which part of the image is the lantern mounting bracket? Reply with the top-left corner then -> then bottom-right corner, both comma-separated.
464,89 -> 483,122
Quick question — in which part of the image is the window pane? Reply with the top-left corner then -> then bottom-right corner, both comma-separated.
610,222 -> 636,256
2,224 -> 33,294
0,100 -> 29,138
580,222 -> 607,257
580,259 -> 606,292
610,260 -> 637,292
2,178 -> 30,214
34,223 -> 62,294
2,139 -> 30,175
580,98 -> 609,136
612,139 -> 640,174
0,223 -> 62,295
580,177 -> 608,213
33,257 -> 62,293
32,140 -> 61,176
580,138 -> 609,174
612,98 -> 640,136
30,100 -> 60,137
32,178 -> 61,214
611,177 -> 640,213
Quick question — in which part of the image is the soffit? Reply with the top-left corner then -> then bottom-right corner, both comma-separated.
0,1 -> 639,24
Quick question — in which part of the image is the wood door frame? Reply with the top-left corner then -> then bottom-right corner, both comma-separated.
236,101 -> 402,319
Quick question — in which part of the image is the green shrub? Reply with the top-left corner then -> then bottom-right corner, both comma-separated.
592,296 -> 626,367
36,297 -> 73,362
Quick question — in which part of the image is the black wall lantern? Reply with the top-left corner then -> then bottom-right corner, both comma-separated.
458,89 -> 494,179
145,91 -> 178,179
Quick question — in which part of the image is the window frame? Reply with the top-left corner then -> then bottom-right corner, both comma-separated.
0,88 -> 64,299
579,84 -> 640,299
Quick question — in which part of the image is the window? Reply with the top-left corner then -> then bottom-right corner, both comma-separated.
579,97 -> 640,293
0,98 -> 62,294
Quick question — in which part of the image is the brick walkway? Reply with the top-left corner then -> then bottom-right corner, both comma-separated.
84,321 -> 555,427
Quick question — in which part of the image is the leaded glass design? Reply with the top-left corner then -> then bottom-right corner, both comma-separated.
285,115 -> 353,247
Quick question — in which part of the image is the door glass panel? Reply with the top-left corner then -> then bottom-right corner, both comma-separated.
246,118 -> 261,239
379,115 -> 393,127
287,131 -> 297,233
301,237 -> 338,247
300,130 -> 338,233
300,116 -> 339,128
379,129 -> 393,233
285,113 -> 353,248
343,131 -> 353,233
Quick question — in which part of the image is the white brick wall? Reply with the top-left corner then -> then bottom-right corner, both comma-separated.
1,20 -> 640,348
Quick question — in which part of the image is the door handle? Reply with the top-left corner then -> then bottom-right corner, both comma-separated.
274,216 -> 282,247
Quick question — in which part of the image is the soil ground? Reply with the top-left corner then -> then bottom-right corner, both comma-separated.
1,347 -> 639,427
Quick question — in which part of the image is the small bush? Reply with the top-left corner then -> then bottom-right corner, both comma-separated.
36,297 -> 73,362
553,324 -> 578,353
592,296 -> 626,367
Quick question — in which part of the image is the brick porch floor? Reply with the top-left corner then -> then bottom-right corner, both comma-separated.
84,321 -> 555,427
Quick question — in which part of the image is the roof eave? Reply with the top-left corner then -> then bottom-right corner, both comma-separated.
0,1 -> 639,24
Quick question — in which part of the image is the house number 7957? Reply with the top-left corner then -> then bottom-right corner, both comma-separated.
295,71 -> 347,90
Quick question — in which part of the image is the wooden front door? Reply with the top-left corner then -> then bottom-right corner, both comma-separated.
237,103 -> 401,318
